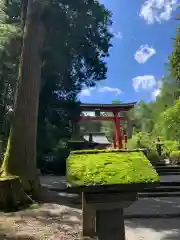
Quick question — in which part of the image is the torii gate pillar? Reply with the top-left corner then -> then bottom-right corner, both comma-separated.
79,102 -> 136,150
113,111 -> 122,149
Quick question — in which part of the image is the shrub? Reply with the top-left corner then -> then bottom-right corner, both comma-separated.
146,150 -> 161,162
67,150 -> 160,186
162,140 -> 180,157
170,151 -> 180,165
37,140 -> 70,175
127,132 -> 155,150
161,100 -> 180,141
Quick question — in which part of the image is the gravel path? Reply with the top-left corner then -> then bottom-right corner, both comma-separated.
0,176 -> 179,239
0,195 -> 179,240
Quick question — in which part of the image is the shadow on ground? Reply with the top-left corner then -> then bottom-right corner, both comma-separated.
0,228 -> 37,239
38,187 -> 180,239
124,196 -> 180,239
125,197 -> 180,217
39,187 -> 81,209
0,200 -> 82,239
39,186 -> 180,240
0,186 -> 82,239
0,175 -> 180,239
125,218 -> 180,240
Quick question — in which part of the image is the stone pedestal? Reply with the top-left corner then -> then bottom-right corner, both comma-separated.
82,193 -> 95,238
96,208 -> 125,240
82,192 -> 137,239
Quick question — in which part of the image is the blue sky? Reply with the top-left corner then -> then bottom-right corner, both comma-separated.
79,0 -> 179,104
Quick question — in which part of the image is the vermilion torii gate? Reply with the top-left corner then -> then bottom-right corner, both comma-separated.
79,102 -> 136,149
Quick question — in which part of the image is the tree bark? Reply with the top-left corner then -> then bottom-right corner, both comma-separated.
0,176 -> 32,211
1,0 -> 44,197
13,0 -> 29,107
21,0 -> 28,31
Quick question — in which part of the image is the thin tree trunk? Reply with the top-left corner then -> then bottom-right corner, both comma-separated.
1,0 -> 44,197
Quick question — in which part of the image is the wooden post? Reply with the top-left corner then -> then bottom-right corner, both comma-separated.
96,208 -> 125,240
124,129 -> 127,149
71,120 -> 81,140
113,133 -> 116,149
82,193 -> 95,238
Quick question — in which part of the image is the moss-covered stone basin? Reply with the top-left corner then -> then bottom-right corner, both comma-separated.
67,149 -> 160,187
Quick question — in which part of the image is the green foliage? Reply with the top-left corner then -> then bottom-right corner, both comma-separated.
37,139 -> 70,175
170,151 -> 180,164
130,73 -> 178,140
162,140 -> 180,156
146,150 -> 160,162
0,0 -> 20,145
37,0 -> 113,158
100,100 -> 121,141
67,151 -> 160,186
170,22 -> 180,97
152,119 -> 165,138
54,140 -> 70,159
42,0 -> 113,94
127,132 -> 154,149
0,0 -> 18,51
161,100 -> 180,141
129,101 -> 155,133
0,0 -> 113,169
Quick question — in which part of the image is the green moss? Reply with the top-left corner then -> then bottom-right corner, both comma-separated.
0,176 -> 19,181
67,150 -> 160,186
71,149 -> 142,154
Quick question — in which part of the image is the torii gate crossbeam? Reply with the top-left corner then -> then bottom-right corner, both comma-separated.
79,102 -> 136,149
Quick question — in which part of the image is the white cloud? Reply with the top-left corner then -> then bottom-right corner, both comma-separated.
114,31 -> 122,40
79,87 -> 95,97
132,75 -> 163,100
132,75 -> 156,91
152,88 -> 161,99
98,86 -> 122,95
79,88 -> 91,97
139,0 -> 178,24
110,28 -> 123,40
134,45 -> 156,64
156,80 -> 163,88
79,86 -> 122,97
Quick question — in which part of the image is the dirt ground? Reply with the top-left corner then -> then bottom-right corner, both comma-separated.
0,187 -> 180,240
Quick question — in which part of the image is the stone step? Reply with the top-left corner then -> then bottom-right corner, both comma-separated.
138,192 -> 180,198
153,164 -> 168,167
155,169 -> 180,172
155,165 -> 180,169
156,170 -> 180,174
151,161 -> 166,164
142,187 -> 180,192
157,172 -> 180,175
156,169 -> 180,172
159,181 -> 180,186
151,160 -> 167,163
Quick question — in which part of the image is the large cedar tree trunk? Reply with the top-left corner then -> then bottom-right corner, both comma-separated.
1,0 -> 44,197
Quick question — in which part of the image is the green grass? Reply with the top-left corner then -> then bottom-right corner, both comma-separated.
67,150 -> 160,186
